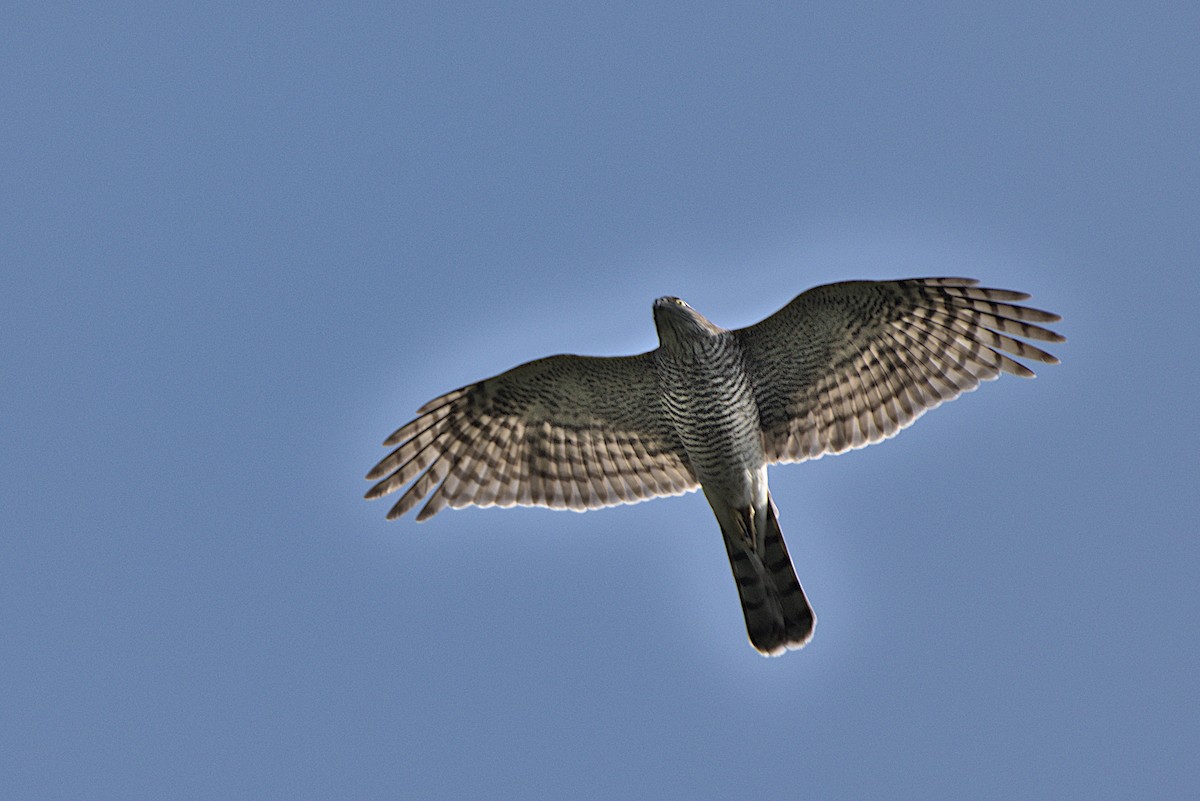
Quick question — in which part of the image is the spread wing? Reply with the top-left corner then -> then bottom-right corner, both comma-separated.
733,277 -> 1065,463
365,352 -> 698,520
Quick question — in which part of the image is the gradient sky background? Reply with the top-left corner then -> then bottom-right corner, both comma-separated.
5,2 -> 1199,798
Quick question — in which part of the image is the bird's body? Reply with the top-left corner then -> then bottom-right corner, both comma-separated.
366,277 -> 1063,655
652,298 -> 813,652
654,304 -> 764,511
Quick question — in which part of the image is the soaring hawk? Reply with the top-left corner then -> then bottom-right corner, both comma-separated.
365,277 -> 1063,655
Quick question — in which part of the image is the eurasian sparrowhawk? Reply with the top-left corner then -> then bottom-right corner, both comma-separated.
365,277 -> 1063,655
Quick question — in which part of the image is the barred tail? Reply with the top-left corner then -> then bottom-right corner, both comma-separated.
720,498 -> 815,655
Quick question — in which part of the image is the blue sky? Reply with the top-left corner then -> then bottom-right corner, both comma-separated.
4,2 -> 1198,798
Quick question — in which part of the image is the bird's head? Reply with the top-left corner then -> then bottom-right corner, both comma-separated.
653,296 -> 724,347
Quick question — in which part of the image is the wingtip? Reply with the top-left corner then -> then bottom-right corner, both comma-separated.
1011,361 -> 1038,379
916,276 -> 980,286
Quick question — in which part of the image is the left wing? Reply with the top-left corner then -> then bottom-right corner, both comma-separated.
732,277 -> 1064,463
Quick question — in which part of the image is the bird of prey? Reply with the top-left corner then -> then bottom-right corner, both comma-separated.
365,277 -> 1063,655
